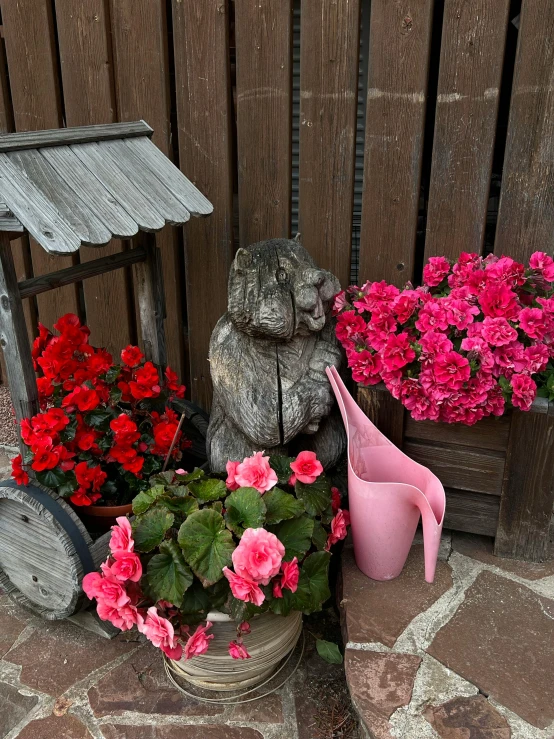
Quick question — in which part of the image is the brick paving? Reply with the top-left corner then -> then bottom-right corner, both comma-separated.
340,534 -> 554,738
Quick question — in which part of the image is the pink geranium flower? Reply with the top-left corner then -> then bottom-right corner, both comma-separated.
183,621 -> 214,660
381,332 -> 416,371
392,290 -> 420,323
235,452 -> 278,493
481,316 -> 518,346
138,606 -> 183,660
335,311 -> 366,343
479,284 -> 519,319
229,640 -> 251,660
289,451 -> 323,484
530,251 -> 554,282
433,352 -> 471,390
109,551 -> 143,583
354,280 -> 399,312
332,290 -> 348,315
415,301 -> 449,332
445,299 -> 480,330
511,374 -> 537,411
109,516 -> 134,554
518,308 -> 547,340
225,460 -> 240,490
423,256 -> 451,287
348,349 -> 382,386
222,567 -> 265,606
524,344 -> 549,373
231,528 -> 284,585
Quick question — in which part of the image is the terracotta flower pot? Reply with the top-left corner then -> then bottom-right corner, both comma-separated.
71,501 -> 133,533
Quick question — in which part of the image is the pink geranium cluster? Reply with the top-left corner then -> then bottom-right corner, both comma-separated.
83,517 -> 213,661
334,252 -> 554,425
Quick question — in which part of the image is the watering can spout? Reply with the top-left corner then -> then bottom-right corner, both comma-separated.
326,366 -> 445,583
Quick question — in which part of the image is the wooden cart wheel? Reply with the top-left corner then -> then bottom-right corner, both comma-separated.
0,481 -> 108,620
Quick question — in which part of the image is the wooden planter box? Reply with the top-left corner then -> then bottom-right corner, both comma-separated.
357,384 -> 554,562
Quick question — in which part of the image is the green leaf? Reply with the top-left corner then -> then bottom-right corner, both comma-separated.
316,639 -> 343,664
188,477 -> 227,502
269,587 -> 295,617
311,520 -> 328,551
181,580 -> 210,616
293,551 -> 331,614
163,494 -> 199,517
109,386 -> 122,404
177,509 -> 235,586
176,468 -> 205,483
132,484 -> 166,515
205,578 -> 231,611
295,475 -> 332,517
149,470 -> 175,486
35,467 -> 67,489
224,487 -> 266,534
269,455 -> 296,485
84,408 -> 114,430
132,506 -> 174,552
105,366 -> 121,384
57,479 -> 77,497
263,487 -> 304,525
269,515 -> 314,560
147,539 -> 193,606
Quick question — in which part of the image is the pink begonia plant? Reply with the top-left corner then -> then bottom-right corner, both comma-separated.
84,452 -> 350,663
334,251 -> 554,425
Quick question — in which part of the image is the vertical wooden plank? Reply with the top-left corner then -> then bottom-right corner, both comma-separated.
234,0 -> 293,247
494,0 -> 554,262
359,0 -> 433,287
357,385 -> 405,448
298,0 -> 360,288
172,0 -> 234,410
132,233 -> 167,371
425,0 -> 510,261
494,405 -> 554,562
54,0 -> 133,357
1,0 -> 79,328
110,0 -> 184,377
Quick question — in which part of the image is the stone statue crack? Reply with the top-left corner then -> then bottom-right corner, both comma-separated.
207,237 -> 346,472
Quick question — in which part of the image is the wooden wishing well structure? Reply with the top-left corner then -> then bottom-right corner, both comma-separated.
0,120 -> 212,627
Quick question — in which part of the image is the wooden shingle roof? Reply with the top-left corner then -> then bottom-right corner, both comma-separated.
0,120 -> 212,255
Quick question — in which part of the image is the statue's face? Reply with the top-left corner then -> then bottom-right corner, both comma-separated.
227,239 -> 340,339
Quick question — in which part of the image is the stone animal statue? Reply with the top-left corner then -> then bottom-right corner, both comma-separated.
207,237 -> 346,472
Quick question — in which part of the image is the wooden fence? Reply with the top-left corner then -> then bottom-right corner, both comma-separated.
0,0 -> 551,412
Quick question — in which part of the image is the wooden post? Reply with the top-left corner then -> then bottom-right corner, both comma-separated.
494,400 -> 554,562
358,385 -> 405,449
0,232 -> 39,450
132,232 -> 167,371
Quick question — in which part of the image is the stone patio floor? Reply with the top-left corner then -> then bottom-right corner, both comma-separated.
340,533 -> 554,738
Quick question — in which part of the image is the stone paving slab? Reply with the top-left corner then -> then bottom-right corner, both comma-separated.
340,530 -> 554,739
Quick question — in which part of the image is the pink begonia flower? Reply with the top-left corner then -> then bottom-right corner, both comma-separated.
348,348 -> 382,386
414,301 -> 449,332
183,621 -> 214,660
229,640 -> 251,660
279,558 -> 299,593
530,251 -> 554,282
289,451 -> 323,485
518,307 -> 547,340
238,621 -> 251,635
109,516 -> 134,554
478,284 -> 519,320
235,452 -> 278,493
481,316 -> 518,347
138,606 -> 183,660
231,528 -> 284,584
335,311 -> 366,343
381,332 -> 416,372
326,509 -> 351,550
331,486 -> 341,514
96,601 -> 139,631
109,551 -> 143,583
225,460 -> 240,490
175,468 -> 187,475
273,580 -> 283,598
222,567 -> 265,606
423,256 -> 451,287
511,374 -> 537,411
83,566 -> 130,608
433,352 -> 471,390
288,473 -> 297,486
332,290 -> 348,315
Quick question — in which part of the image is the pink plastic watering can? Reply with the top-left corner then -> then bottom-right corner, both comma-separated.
326,366 -> 445,583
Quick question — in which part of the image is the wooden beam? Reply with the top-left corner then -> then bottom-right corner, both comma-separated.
0,120 -> 153,153
18,247 -> 147,299
132,232 -> 167,369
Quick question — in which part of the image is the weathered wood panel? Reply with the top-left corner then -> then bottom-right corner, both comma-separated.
1,0 -> 79,327
444,489 -> 500,536
404,440 -> 505,496
357,384 -> 404,448
298,0 -> 360,288
359,0 -> 433,287
110,0 -> 184,376
235,0 -> 293,247
424,0 -> 510,260
55,0 -> 134,356
172,0 -> 234,409
495,403 -> 554,561
0,121 -> 152,152
494,0 -> 554,263
404,412 -> 511,453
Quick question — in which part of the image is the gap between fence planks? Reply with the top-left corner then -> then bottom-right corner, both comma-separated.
172,0 -> 235,410
54,0 -> 135,356
1,0 -> 80,328
494,0 -> 554,263
359,0 -> 433,288
235,0 -> 293,247
424,0 -> 510,261
298,0 -> 361,290
110,0 -> 185,378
